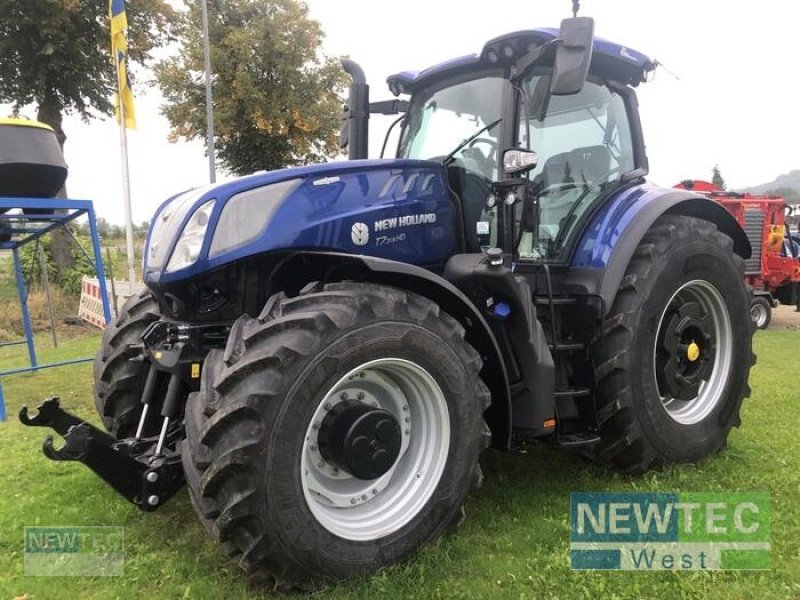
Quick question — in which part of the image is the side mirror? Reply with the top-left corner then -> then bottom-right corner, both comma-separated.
550,16 -> 595,96
503,148 -> 538,175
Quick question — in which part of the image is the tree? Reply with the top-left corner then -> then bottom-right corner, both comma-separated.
0,0 -> 175,275
765,187 -> 800,204
95,217 -> 111,239
0,0 -> 176,146
711,164 -> 727,190
156,0 -> 347,175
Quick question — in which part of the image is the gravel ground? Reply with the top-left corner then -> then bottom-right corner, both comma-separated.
770,304 -> 800,329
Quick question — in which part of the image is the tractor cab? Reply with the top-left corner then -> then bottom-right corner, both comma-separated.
353,21 -> 656,264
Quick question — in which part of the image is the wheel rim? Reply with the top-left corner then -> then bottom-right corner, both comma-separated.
750,302 -> 768,328
654,280 -> 733,425
301,358 -> 450,541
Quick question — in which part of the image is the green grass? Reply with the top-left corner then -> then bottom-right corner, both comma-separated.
0,330 -> 798,599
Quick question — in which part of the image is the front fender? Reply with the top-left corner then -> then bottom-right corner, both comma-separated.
568,185 -> 751,316
269,251 -> 513,450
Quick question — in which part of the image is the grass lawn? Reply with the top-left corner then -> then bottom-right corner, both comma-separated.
0,329 -> 798,599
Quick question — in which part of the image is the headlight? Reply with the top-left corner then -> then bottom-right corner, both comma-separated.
166,199 -> 215,272
209,179 -> 300,257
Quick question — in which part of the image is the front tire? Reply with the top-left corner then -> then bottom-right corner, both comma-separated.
183,282 -> 490,587
93,288 -> 160,438
589,215 -> 754,472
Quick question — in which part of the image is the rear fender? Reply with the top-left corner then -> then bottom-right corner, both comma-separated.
567,186 -> 751,316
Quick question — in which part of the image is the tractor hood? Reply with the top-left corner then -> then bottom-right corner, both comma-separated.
143,159 -> 457,286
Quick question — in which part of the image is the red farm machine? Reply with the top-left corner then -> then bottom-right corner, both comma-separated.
677,180 -> 800,328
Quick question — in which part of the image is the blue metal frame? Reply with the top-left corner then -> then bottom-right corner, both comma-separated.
0,197 -> 112,422
12,246 -> 36,368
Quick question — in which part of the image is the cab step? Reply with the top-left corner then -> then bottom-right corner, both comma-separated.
554,387 -> 591,399
552,431 -> 601,447
548,341 -> 585,352
535,296 -> 578,305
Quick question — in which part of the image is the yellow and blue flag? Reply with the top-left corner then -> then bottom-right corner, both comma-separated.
110,0 -> 136,129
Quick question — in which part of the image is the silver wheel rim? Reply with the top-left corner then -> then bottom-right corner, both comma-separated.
301,358 -> 450,541
750,302 -> 768,328
654,280 -> 733,425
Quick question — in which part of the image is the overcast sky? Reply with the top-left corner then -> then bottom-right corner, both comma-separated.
19,0 -> 799,225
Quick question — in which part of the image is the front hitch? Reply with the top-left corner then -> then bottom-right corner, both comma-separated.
20,398 -> 184,511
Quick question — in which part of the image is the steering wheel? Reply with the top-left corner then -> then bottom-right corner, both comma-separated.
461,138 -> 498,179
467,137 -> 498,161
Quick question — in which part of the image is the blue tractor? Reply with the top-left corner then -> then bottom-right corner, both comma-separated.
22,14 -> 754,587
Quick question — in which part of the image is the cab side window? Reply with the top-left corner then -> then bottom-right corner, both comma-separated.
517,73 -> 635,261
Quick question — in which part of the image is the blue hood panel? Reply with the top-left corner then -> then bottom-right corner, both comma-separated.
146,159 -> 458,285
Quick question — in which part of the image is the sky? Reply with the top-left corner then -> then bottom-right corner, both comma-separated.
17,0 -> 800,225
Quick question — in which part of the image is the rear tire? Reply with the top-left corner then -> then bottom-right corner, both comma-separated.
93,288 -> 160,438
750,297 -> 772,329
183,282 -> 490,587
588,215 -> 754,472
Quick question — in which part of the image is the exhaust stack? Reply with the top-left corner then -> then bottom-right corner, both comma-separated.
340,59 -> 369,160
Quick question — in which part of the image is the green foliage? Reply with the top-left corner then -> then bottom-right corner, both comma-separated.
712,164 -> 727,190
69,218 -> 148,240
18,240 -> 57,289
156,0 -> 347,175
18,232 -> 98,296
0,0 -> 176,135
60,241 -> 96,296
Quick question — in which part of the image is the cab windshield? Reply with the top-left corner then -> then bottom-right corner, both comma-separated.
398,74 -> 507,181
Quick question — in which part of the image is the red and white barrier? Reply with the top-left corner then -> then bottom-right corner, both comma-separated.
78,276 -> 144,329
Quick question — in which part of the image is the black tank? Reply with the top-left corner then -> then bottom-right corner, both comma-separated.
0,118 -> 67,201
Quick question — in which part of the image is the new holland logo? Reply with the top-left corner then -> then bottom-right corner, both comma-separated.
351,222 -> 369,246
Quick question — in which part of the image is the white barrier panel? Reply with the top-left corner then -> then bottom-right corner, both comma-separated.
78,276 -> 144,329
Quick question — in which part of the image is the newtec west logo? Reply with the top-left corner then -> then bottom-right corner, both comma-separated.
24,526 -> 124,576
570,493 -> 770,570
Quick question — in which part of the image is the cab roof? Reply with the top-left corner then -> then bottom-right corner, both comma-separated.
387,28 -> 655,95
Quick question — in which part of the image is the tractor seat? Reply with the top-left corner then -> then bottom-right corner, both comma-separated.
532,146 -> 613,247
535,145 -> 612,190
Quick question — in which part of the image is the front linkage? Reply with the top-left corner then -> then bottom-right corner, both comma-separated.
18,319 -> 225,511
20,398 -> 184,511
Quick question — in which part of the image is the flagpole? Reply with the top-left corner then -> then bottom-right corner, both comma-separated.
201,0 -> 216,184
115,57 -> 137,291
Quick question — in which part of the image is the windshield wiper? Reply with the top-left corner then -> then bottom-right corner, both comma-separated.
442,118 -> 502,166
550,172 -> 629,253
